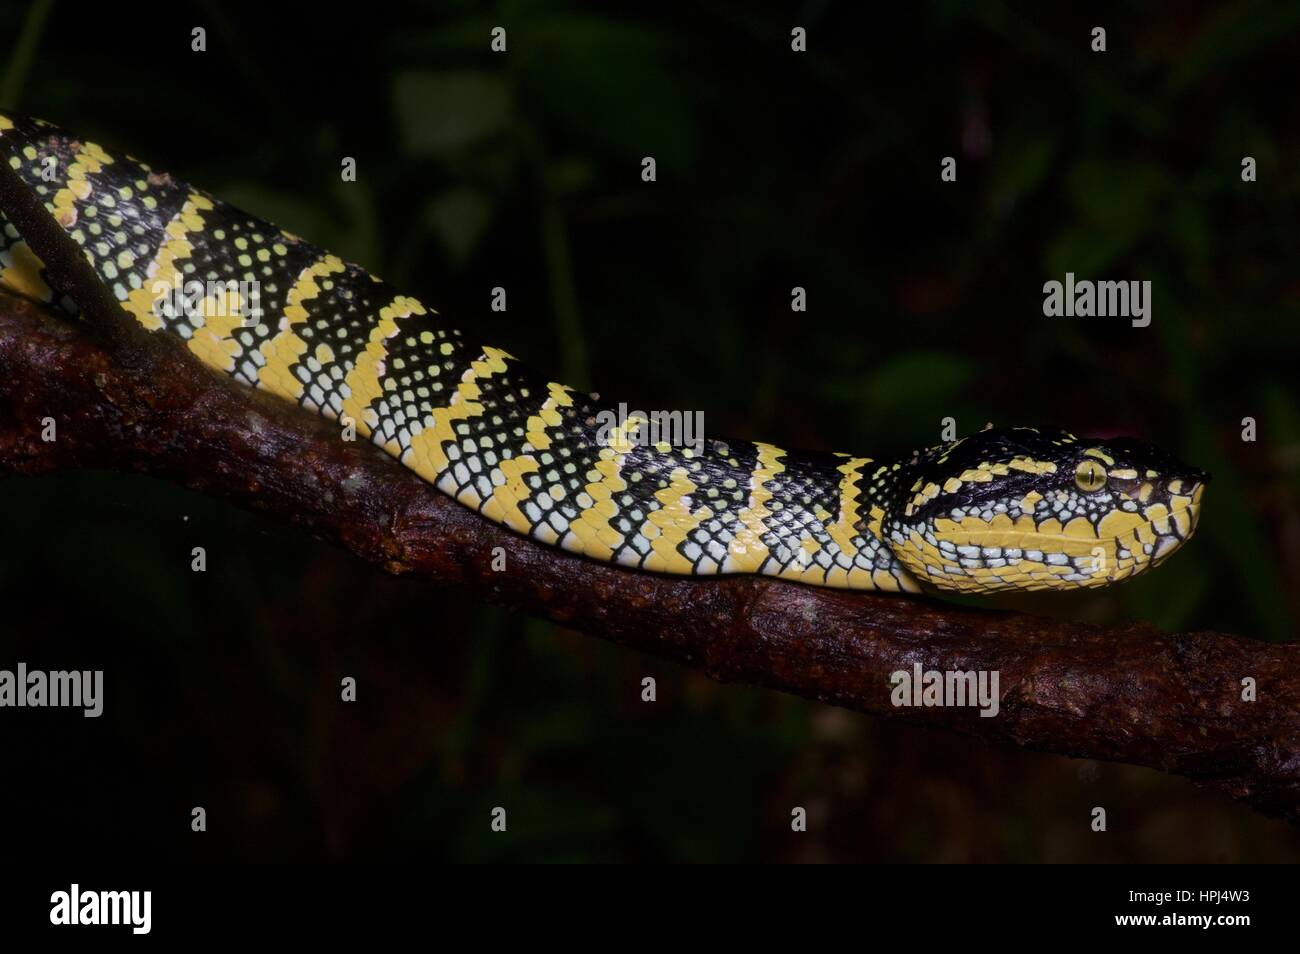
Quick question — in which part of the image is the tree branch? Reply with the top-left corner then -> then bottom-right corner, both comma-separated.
2,289 -> 1297,824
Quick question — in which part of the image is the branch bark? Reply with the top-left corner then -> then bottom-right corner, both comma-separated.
1,289 -> 1297,824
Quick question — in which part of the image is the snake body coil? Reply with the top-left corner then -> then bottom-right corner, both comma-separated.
0,114 -> 1206,593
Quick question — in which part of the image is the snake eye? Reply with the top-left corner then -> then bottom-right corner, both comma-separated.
1075,458 -> 1108,493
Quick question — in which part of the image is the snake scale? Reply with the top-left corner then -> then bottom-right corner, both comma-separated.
0,113 -> 1206,594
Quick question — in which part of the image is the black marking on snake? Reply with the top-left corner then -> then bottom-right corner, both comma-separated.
0,113 -> 1208,593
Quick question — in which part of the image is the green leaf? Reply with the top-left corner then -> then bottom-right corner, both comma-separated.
1166,1 -> 1300,94
988,132 -> 1058,213
424,188 -> 494,266
392,70 -> 512,156
518,16 -> 695,171
1046,223 -> 1143,277
865,351 -> 977,413
1067,158 -> 1164,226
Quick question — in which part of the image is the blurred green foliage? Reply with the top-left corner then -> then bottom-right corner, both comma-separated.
1,0 -> 1298,861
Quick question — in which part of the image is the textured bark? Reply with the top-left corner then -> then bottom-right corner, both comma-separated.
1,289 -> 1297,824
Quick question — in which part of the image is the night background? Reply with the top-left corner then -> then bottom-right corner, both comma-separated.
1,0 -> 1298,861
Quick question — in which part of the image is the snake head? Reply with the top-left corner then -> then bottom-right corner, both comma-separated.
880,426 -> 1208,593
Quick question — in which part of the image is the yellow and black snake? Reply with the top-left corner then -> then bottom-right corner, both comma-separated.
0,113 -> 1207,594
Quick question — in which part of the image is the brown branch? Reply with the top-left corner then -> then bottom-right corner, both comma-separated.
1,289 -> 1298,824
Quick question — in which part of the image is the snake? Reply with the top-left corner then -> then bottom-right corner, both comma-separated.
0,112 -> 1207,594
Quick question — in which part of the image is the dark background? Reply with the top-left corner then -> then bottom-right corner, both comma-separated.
1,0 -> 1298,861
